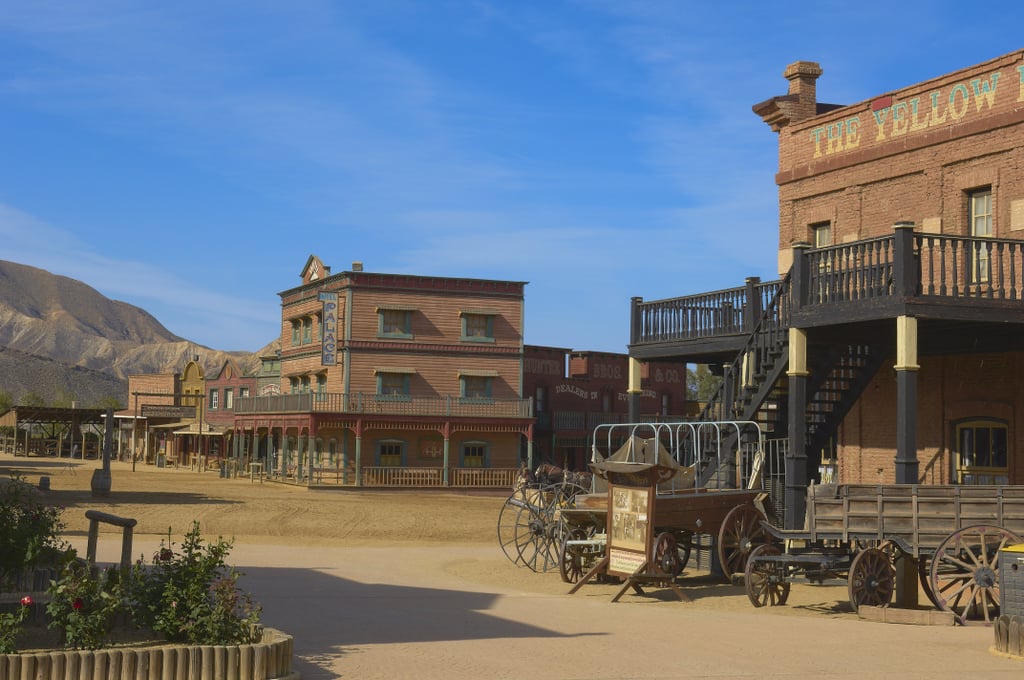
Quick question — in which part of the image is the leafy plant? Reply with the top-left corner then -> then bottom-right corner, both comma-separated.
46,561 -> 121,650
0,473 -> 72,589
0,595 -> 34,654
126,522 -> 261,644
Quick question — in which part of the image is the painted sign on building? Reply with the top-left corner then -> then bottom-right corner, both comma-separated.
319,291 -> 338,366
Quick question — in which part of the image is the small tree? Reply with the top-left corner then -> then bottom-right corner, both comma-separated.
18,392 -> 46,407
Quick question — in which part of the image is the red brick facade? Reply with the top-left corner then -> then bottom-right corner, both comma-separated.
758,49 -> 1024,484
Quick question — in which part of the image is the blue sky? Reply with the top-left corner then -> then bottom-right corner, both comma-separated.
2,2 -> 1023,353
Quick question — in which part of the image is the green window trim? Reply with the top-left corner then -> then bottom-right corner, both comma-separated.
378,309 -> 413,339
460,313 -> 495,343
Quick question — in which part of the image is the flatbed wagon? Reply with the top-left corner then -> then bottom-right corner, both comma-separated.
745,482 -> 1024,624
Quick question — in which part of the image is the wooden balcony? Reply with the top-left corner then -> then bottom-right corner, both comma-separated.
235,392 -> 533,419
630,226 -> 1024,360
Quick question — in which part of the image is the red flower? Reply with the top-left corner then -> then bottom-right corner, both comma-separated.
21,595 -> 33,607
72,598 -> 83,610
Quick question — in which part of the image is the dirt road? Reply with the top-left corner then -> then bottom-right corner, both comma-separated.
4,456 -> 1021,679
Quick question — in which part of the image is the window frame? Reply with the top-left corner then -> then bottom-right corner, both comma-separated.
460,375 -> 493,402
954,417 -> 1008,485
378,309 -> 413,339
376,439 -> 406,467
968,187 -> 993,284
460,312 -> 495,343
209,389 -> 219,410
460,440 -> 489,468
224,388 -> 233,410
377,372 -> 412,401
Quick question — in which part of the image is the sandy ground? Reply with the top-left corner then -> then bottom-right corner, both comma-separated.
4,455 -> 1023,679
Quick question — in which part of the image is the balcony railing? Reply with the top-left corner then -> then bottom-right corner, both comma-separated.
235,392 -> 533,418
631,278 -> 784,345
631,227 -> 1024,348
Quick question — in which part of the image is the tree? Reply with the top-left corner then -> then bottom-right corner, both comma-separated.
51,388 -> 77,408
0,391 -> 12,412
18,392 -> 45,407
93,396 -> 124,411
688,364 -> 722,404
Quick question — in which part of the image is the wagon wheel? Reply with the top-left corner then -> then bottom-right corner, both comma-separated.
717,504 -> 770,580
676,530 -> 693,573
651,532 -> 682,577
558,528 -> 590,584
745,543 -> 790,607
928,524 -> 1021,624
497,487 -> 534,566
917,555 -> 940,608
848,546 -> 895,613
497,482 -> 586,573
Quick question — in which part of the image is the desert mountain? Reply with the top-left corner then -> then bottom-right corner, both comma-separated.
0,260 -> 274,406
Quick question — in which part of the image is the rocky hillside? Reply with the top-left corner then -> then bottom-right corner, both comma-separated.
0,260 -> 274,407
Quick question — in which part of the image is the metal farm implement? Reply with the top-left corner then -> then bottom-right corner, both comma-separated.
744,483 -> 1024,624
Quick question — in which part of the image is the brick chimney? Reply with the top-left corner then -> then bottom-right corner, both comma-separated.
783,61 -> 823,123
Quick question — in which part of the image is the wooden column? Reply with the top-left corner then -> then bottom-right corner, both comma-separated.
895,315 -> 920,484
786,327 -> 809,530
627,356 -> 642,423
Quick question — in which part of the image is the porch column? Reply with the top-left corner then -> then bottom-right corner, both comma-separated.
895,315 -> 920,484
354,432 -> 363,486
627,355 -> 642,423
786,327 -> 810,530
296,433 -> 306,482
443,437 -> 451,486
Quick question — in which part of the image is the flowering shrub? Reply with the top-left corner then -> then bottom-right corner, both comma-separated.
0,474 -> 72,589
0,596 -> 33,653
125,522 -> 261,645
46,561 -> 121,650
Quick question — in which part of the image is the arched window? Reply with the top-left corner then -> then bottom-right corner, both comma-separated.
955,418 -> 1008,485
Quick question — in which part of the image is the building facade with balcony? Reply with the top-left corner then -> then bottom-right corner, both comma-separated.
524,345 -> 691,471
629,50 -> 1024,527
232,256 -> 532,486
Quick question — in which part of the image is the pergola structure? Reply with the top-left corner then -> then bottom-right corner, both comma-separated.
0,406 -> 108,458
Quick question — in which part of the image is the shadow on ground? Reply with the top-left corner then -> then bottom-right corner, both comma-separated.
238,566 -> 606,680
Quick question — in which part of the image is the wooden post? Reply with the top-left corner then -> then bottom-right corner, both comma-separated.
786,327 -> 810,530
892,221 -> 917,299
895,315 -> 920,484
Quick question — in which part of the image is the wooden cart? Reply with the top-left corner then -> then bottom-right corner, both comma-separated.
561,487 -> 765,596
744,483 -> 1024,624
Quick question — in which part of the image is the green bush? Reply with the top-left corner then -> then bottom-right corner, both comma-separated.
125,522 -> 261,645
46,561 -> 121,650
0,596 -> 34,654
0,473 -> 72,590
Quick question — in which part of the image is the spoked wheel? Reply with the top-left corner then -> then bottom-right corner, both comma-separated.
652,532 -> 682,578
848,545 -> 895,613
559,529 -> 590,584
717,504 -> 769,580
497,482 -> 587,573
917,555 -> 939,608
745,543 -> 790,607
676,531 -> 693,574
929,525 -> 1021,624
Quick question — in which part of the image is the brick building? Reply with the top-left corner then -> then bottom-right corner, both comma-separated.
231,256 -> 532,485
524,345 -> 690,470
629,49 -> 1024,527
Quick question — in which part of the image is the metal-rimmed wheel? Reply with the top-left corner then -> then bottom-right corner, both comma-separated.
652,531 -> 681,577
848,546 -> 895,612
497,482 -> 587,572
744,543 -> 790,607
717,503 -> 769,580
558,529 -> 590,583
929,524 -> 1021,624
